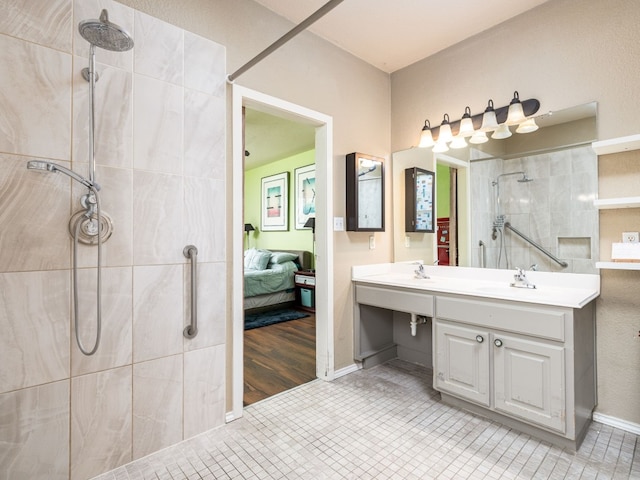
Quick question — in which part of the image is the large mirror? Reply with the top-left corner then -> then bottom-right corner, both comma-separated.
393,102 -> 598,273
346,152 -> 385,231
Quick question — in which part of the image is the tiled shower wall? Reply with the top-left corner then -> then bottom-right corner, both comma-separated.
470,145 -> 598,273
0,1 -> 227,479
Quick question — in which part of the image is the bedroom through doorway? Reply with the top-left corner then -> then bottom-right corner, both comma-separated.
242,106 -> 317,406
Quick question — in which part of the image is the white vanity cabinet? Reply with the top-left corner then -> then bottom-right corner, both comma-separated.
433,295 -> 595,449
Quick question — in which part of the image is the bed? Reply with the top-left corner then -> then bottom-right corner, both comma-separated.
243,248 -> 312,313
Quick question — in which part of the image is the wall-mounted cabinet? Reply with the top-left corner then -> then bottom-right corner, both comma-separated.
346,152 -> 385,231
404,167 -> 434,232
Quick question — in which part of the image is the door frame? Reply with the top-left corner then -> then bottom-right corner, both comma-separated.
230,85 -> 335,420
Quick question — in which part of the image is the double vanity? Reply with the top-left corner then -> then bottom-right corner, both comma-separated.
352,263 -> 600,450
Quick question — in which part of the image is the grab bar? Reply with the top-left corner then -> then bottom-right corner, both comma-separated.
504,222 -> 568,268
479,240 -> 486,268
183,245 -> 198,339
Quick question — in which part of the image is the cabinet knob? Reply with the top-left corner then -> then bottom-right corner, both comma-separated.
476,335 -> 484,343
494,338 -> 503,347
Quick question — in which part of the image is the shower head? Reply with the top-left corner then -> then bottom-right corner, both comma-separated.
79,9 -> 134,52
518,174 -> 533,183
27,160 -> 99,190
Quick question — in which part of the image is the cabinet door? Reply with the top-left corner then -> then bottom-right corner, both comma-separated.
434,320 -> 490,407
493,333 -> 565,433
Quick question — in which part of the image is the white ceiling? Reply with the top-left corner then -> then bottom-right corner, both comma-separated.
252,0 -> 551,73
245,0 -> 553,169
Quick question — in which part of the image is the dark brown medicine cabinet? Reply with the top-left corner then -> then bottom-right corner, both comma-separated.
346,152 -> 385,231
405,167 -> 435,233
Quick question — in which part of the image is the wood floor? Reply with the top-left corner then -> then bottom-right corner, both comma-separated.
243,311 -> 316,406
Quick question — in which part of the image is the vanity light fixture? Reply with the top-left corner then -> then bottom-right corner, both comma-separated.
458,107 -> 475,136
469,130 -> 489,144
516,117 -> 539,134
450,135 -> 468,149
433,139 -> 449,153
505,91 -> 526,125
480,99 -> 499,131
418,120 -> 435,148
438,114 -> 453,143
416,92 -> 540,148
491,123 -> 512,140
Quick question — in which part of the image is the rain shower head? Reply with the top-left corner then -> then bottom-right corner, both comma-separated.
79,9 -> 134,52
27,160 -> 98,190
518,174 -> 533,183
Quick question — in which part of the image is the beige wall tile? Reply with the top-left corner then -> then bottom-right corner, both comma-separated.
133,74 -> 183,175
133,265 -> 183,363
71,367 -> 132,480
0,270 -> 70,394
184,89 -> 225,179
184,177 -> 225,263
132,170 -> 184,264
0,36 -> 71,160
72,58 -> 134,170
71,267 -> 133,376
134,10 -> 183,85
0,0 -> 72,52
133,355 -> 183,459
0,380 -> 70,480
0,154 -> 72,272
183,345 -> 225,439
184,31 -> 225,97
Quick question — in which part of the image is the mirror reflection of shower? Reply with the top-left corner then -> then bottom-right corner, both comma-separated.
491,171 -> 533,269
25,10 -> 133,356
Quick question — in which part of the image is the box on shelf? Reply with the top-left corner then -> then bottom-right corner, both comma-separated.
611,242 -> 640,262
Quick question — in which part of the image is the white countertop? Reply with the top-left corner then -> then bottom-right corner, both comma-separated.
352,263 -> 600,309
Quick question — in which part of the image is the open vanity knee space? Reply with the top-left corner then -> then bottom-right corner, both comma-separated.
352,263 -> 600,450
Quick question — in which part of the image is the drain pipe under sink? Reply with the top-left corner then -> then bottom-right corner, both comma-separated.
410,314 -> 428,336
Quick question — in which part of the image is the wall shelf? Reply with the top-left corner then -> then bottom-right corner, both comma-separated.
594,197 -> 640,209
596,262 -> 640,270
592,134 -> 640,155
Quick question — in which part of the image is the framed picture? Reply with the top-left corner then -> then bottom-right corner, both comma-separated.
261,172 -> 289,231
294,164 -> 316,229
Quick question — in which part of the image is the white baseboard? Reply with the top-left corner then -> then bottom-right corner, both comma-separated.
334,363 -> 361,379
225,411 -> 236,423
592,412 -> 640,435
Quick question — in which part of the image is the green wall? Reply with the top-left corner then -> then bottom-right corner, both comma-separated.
244,150 -> 315,252
436,163 -> 450,219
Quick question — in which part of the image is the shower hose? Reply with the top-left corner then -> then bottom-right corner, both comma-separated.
72,185 -> 103,356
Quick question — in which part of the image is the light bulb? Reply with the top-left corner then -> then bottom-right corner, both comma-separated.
492,123 -> 512,140
516,117 -> 539,134
506,91 -> 526,125
418,120 -> 434,148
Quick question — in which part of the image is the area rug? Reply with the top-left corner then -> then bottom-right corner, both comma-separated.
244,308 -> 309,330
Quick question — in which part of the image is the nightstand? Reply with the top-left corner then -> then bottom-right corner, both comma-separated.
294,270 -> 316,313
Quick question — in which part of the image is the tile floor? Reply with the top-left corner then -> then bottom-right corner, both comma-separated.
93,360 -> 639,479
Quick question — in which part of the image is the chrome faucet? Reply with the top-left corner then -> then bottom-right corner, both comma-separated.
414,262 -> 429,279
510,267 -> 536,289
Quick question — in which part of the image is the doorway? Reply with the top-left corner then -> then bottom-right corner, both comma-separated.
231,86 -> 334,420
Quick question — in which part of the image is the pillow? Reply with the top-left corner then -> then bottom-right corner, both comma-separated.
269,251 -> 299,265
244,249 -> 272,270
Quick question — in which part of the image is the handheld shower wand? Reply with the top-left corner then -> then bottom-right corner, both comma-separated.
27,160 -> 99,190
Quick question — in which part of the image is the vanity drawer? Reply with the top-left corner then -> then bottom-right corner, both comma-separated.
436,296 -> 565,341
356,284 -> 434,316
